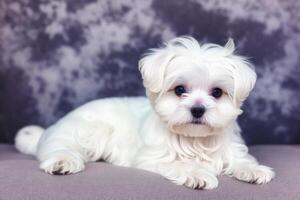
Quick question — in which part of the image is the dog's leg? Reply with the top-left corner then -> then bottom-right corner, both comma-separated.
159,161 -> 218,189
155,161 -> 219,189
227,146 -> 275,184
39,150 -> 86,175
37,117 -> 114,175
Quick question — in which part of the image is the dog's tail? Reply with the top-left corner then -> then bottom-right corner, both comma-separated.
15,125 -> 44,156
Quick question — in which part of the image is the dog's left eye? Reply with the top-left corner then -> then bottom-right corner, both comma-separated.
211,87 -> 223,98
174,85 -> 186,96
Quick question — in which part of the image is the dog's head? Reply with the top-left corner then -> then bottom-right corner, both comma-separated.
139,36 -> 256,137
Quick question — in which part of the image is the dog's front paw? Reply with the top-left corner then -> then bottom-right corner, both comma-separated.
184,171 -> 219,189
165,169 -> 219,189
233,165 -> 275,184
40,155 -> 85,175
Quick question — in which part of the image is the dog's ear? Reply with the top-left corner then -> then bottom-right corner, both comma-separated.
232,59 -> 257,106
139,36 -> 200,93
138,47 -> 175,93
223,38 -> 257,106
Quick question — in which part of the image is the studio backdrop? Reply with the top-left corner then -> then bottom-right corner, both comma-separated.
0,0 -> 299,144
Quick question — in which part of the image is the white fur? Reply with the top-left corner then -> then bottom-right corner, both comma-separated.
15,36 -> 274,189
15,125 -> 44,156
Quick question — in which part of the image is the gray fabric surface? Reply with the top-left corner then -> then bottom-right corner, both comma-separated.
0,144 -> 299,200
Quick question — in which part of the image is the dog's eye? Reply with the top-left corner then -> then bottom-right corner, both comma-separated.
174,85 -> 186,96
211,87 -> 223,98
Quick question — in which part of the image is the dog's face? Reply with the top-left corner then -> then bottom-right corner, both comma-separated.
139,37 -> 257,137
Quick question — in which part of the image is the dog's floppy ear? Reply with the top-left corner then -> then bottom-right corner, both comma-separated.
224,38 -> 257,106
138,47 -> 175,93
233,60 -> 257,106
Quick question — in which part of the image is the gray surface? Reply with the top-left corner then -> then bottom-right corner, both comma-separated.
0,144 -> 299,200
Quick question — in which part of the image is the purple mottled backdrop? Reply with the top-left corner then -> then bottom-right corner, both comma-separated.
0,0 -> 299,144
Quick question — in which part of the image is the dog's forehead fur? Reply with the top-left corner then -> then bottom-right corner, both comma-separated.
140,36 -> 256,106
164,56 -> 235,95
166,36 -> 235,60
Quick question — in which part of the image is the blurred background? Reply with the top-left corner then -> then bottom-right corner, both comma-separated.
0,0 -> 299,144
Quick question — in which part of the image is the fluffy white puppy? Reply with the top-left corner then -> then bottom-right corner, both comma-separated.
15,36 -> 274,189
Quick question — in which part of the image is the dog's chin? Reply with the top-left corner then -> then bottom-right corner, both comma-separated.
170,122 -> 218,137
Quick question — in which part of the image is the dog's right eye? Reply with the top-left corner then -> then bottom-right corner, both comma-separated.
211,87 -> 223,99
174,85 -> 186,96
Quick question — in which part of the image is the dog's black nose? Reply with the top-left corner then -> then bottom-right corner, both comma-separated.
190,106 -> 205,119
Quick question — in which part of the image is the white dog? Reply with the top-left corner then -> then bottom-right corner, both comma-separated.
15,36 -> 274,189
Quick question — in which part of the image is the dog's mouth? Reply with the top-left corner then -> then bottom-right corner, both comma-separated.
171,120 -> 215,137
191,119 -> 204,125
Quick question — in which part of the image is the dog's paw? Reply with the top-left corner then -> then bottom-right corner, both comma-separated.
40,156 -> 85,175
233,165 -> 275,184
184,171 -> 219,189
166,170 -> 219,190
